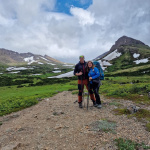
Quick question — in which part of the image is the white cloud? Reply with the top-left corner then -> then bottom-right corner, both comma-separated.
70,7 -> 95,26
0,14 -> 15,26
0,0 -> 150,63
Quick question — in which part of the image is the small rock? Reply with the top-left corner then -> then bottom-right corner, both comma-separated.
85,126 -> 89,129
53,111 -> 64,116
45,98 -> 49,101
114,106 -> 118,109
54,124 -> 63,130
127,105 -> 140,114
74,100 -> 78,103
84,92 -> 88,95
46,117 -> 51,120
34,115 -> 38,118
37,98 -> 42,101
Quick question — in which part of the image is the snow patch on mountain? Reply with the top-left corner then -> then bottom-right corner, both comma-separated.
48,71 -> 74,78
102,61 -> 112,66
63,64 -> 74,67
24,56 -> 37,65
47,63 -> 56,65
6,67 -> 33,71
30,74 -> 42,76
103,50 -> 122,61
102,67 -> 107,70
10,71 -> 20,74
52,70 -> 61,73
133,53 -> 140,58
142,70 -> 150,74
134,58 -> 149,64
98,60 -> 111,70
40,56 -> 50,62
38,62 -> 44,65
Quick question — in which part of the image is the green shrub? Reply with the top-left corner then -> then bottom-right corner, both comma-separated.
0,97 -> 38,116
113,108 -> 131,115
89,120 -> 117,134
146,123 -> 150,132
109,101 -> 122,107
115,138 -> 150,150
133,109 -> 150,119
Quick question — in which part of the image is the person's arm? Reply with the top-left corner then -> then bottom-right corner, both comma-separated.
76,72 -> 83,76
74,64 -> 78,75
88,70 -> 93,81
91,67 -> 100,79
88,71 -> 91,77
74,64 -> 82,76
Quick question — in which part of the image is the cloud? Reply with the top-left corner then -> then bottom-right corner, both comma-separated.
89,0 -> 150,45
0,0 -> 150,63
70,7 -> 95,26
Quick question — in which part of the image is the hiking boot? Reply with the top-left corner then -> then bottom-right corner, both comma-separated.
79,102 -> 83,108
92,100 -> 98,107
97,104 -> 102,109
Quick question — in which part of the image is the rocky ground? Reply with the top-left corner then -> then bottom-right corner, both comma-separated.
0,91 -> 150,150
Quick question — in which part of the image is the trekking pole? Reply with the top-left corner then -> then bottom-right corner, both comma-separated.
81,75 -> 85,108
87,82 -> 90,110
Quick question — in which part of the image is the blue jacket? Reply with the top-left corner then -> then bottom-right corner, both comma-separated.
88,67 -> 100,84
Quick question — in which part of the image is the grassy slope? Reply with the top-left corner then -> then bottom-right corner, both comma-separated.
0,63 -> 73,77
106,44 -> 150,73
1,75 -> 150,116
0,63 -> 8,72
107,51 -> 133,72
106,64 -> 150,76
0,79 -> 77,116
100,76 -> 150,104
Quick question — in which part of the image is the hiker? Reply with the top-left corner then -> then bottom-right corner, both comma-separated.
86,61 -> 102,108
74,55 -> 97,108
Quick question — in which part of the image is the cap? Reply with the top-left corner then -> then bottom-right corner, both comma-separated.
79,55 -> 84,59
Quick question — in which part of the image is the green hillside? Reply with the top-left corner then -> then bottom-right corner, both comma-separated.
106,44 -> 150,73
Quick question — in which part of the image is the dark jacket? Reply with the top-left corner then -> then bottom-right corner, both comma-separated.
74,61 -> 88,80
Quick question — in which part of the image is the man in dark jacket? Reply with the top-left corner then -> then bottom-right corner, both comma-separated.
74,55 -> 96,108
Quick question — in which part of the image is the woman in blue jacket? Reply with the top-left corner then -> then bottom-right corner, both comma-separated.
86,61 -> 102,108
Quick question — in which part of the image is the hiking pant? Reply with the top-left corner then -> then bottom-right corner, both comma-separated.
90,82 -> 101,105
78,79 -> 96,103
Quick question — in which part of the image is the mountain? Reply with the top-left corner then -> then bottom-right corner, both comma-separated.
0,48 -> 63,65
95,36 -> 150,74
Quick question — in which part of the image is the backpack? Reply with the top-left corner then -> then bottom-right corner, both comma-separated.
93,61 -> 104,80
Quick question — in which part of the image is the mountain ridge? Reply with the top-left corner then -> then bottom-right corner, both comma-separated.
95,36 -> 150,73
96,36 -> 150,61
0,48 -> 63,65
110,36 -> 146,52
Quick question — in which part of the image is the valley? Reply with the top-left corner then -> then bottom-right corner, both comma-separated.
0,35 -> 150,149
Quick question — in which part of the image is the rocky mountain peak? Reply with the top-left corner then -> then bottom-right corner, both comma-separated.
110,36 -> 145,52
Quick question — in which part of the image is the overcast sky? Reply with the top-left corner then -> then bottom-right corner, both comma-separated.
0,0 -> 150,63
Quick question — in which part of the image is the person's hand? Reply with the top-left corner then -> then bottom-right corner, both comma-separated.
77,72 -> 83,76
89,77 -> 92,81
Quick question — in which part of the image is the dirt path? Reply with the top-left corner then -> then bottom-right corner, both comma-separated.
0,91 -> 150,150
